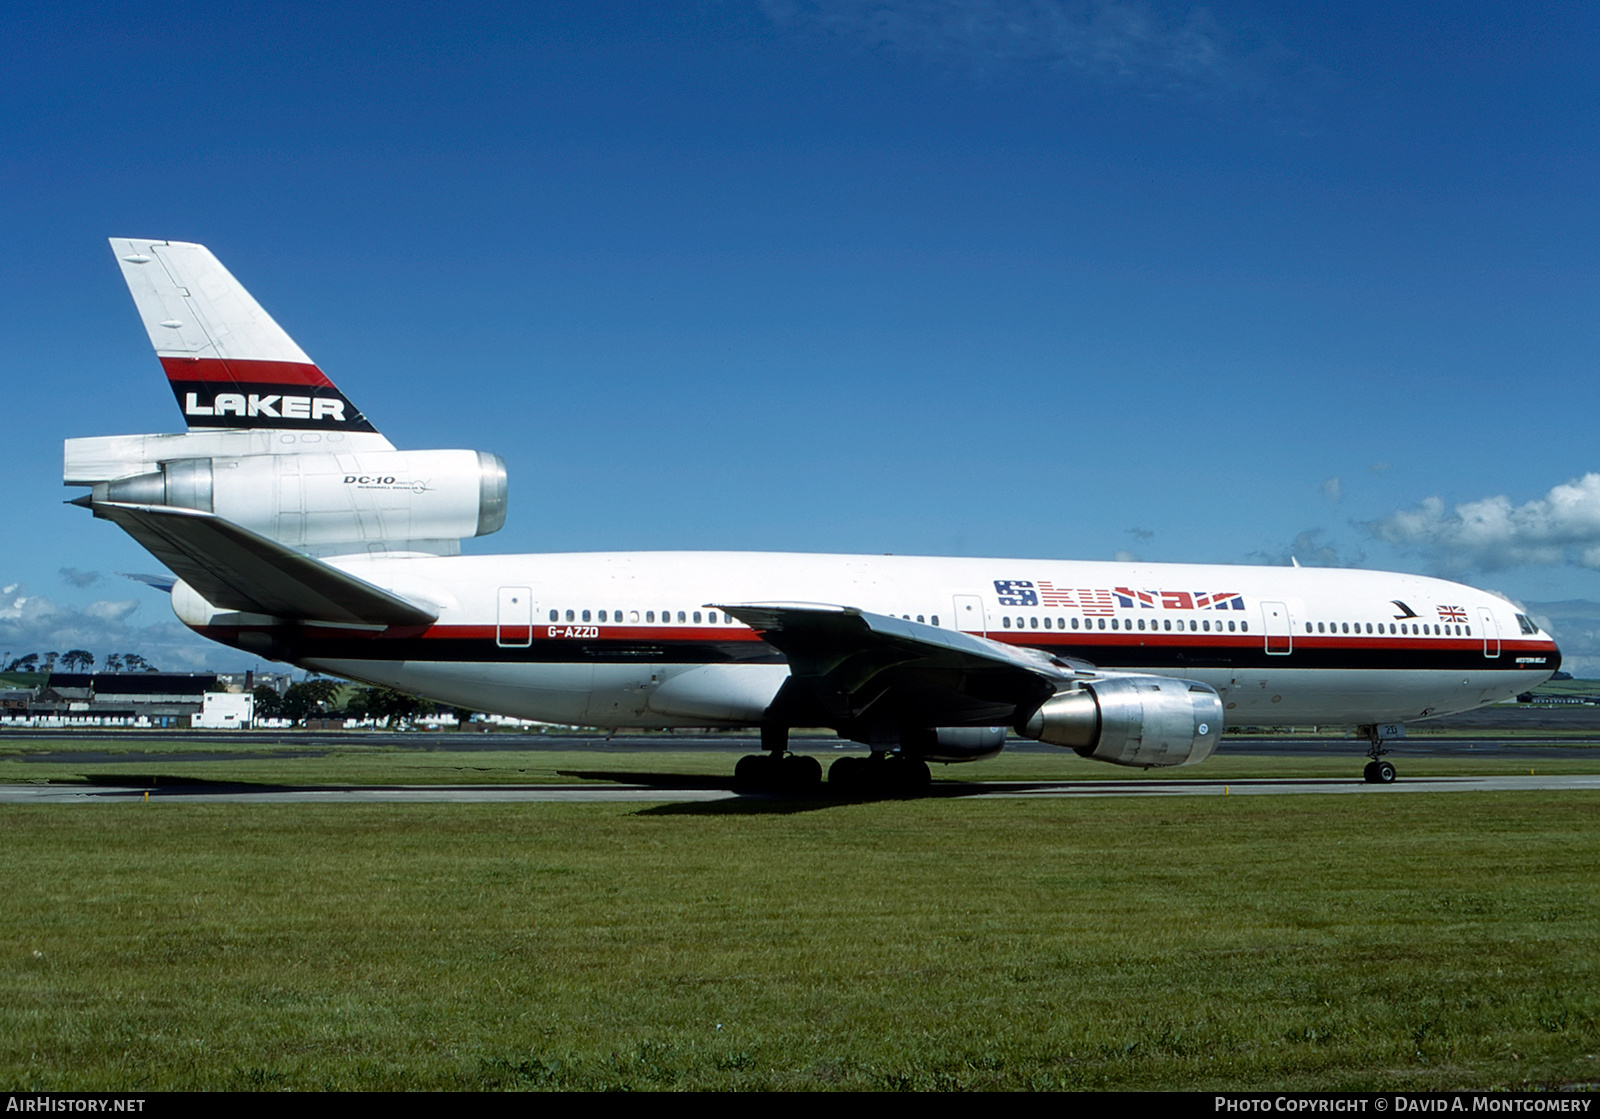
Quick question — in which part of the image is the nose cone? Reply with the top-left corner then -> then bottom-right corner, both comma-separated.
1547,639 -> 1563,677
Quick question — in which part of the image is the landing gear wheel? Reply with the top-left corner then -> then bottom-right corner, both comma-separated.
1374,760 -> 1396,784
782,753 -> 822,789
735,752 -> 820,792
734,753 -> 771,788
894,757 -> 931,791
828,754 -> 930,795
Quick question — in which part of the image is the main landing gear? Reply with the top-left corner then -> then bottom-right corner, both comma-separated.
1360,724 -> 1398,784
733,723 -> 822,793
733,725 -> 933,795
827,753 -> 931,796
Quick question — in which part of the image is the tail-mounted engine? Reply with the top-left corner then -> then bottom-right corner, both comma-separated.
1019,675 -> 1223,768
68,438 -> 506,556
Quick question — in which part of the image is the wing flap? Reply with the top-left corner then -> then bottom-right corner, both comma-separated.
91,501 -> 437,626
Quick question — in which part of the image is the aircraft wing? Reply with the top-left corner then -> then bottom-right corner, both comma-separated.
714,602 -> 1087,729
87,501 -> 438,627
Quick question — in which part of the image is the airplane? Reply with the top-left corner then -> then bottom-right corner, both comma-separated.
65,238 -> 1562,791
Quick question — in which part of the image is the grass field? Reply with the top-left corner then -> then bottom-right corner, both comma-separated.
4,731 -> 1600,788
3,761 -> 1598,1091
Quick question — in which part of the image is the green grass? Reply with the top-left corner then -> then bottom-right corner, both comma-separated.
3,732 -> 1599,788
2,792 -> 1597,1091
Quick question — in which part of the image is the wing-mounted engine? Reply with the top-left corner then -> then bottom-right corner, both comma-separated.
70,443 -> 506,556
1020,676 -> 1223,768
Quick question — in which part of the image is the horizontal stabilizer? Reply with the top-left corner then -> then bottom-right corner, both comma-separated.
90,502 -> 437,626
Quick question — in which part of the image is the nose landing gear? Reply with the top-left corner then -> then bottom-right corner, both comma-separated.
1359,723 -> 1402,784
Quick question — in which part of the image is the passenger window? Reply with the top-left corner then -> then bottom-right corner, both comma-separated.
1003,617 -> 1012,628
1098,618 -> 1106,630
1071,618 -> 1079,629
566,610 -> 575,622
646,611 -> 655,623
693,611 -> 702,623
1240,621 -> 1248,632
709,612 -> 718,624
917,615 -> 925,623
1228,621 -> 1235,632
582,610 -> 591,622
630,611 -> 640,623
932,616 -> 940,626
549,609 -> 558,622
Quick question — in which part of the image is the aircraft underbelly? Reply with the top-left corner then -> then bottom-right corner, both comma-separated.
1156,667 -> 1539,724
303,659 -> 791,727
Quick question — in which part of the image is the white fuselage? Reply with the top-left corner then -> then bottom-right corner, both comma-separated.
173,550 -> 1560,732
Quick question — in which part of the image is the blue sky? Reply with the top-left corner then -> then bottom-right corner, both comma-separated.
2,1 -> 1598,671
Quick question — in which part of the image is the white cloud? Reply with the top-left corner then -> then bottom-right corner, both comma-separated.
1369,474 -> 1600,574
0,582 -> 254,672
756,0 -> 1275,98
1247,528 -> 1364,569
1321,476 -> 1342,503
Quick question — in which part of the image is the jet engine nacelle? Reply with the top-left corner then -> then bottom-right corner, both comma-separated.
900,725 -> 1008,763
97,449 -> 507,555
1020,676 -> 1223,768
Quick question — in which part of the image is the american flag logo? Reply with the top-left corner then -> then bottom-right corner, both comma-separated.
1438,605 -> 1469,623
994,580 -> 1038,606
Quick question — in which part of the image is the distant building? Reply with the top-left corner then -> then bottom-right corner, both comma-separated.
8,672 -> 221,727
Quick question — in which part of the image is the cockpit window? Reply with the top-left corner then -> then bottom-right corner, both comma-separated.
1515,613 -> 1540,635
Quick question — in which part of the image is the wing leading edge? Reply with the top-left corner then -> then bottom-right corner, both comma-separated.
714,601 -> 1087,732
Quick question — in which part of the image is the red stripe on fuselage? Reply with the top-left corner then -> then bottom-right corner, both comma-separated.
159,356 -> 334,387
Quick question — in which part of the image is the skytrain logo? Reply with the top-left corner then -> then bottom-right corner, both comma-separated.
993,580 -> 1246,613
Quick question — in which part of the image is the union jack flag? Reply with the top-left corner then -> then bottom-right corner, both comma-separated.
1113,586 -> 1158,608
1196,592 -> 1245,611
1437,605 -> 1468,623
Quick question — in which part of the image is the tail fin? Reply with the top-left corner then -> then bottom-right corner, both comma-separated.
110,239 -> 378,434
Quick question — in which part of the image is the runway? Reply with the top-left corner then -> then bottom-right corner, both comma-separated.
3,772 -> 1597,804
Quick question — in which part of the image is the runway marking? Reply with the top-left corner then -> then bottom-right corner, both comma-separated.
2,775 -> 1598,804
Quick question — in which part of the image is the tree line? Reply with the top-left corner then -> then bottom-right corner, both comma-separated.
2,651 -> 158,673
253,679 -> 474,729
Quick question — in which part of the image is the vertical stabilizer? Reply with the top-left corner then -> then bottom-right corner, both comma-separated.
110,239 -> 378,434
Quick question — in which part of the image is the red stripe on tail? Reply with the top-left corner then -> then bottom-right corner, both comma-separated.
159,356 -> 334,387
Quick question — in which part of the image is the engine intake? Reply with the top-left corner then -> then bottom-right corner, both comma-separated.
1020,676 -> 1222,768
